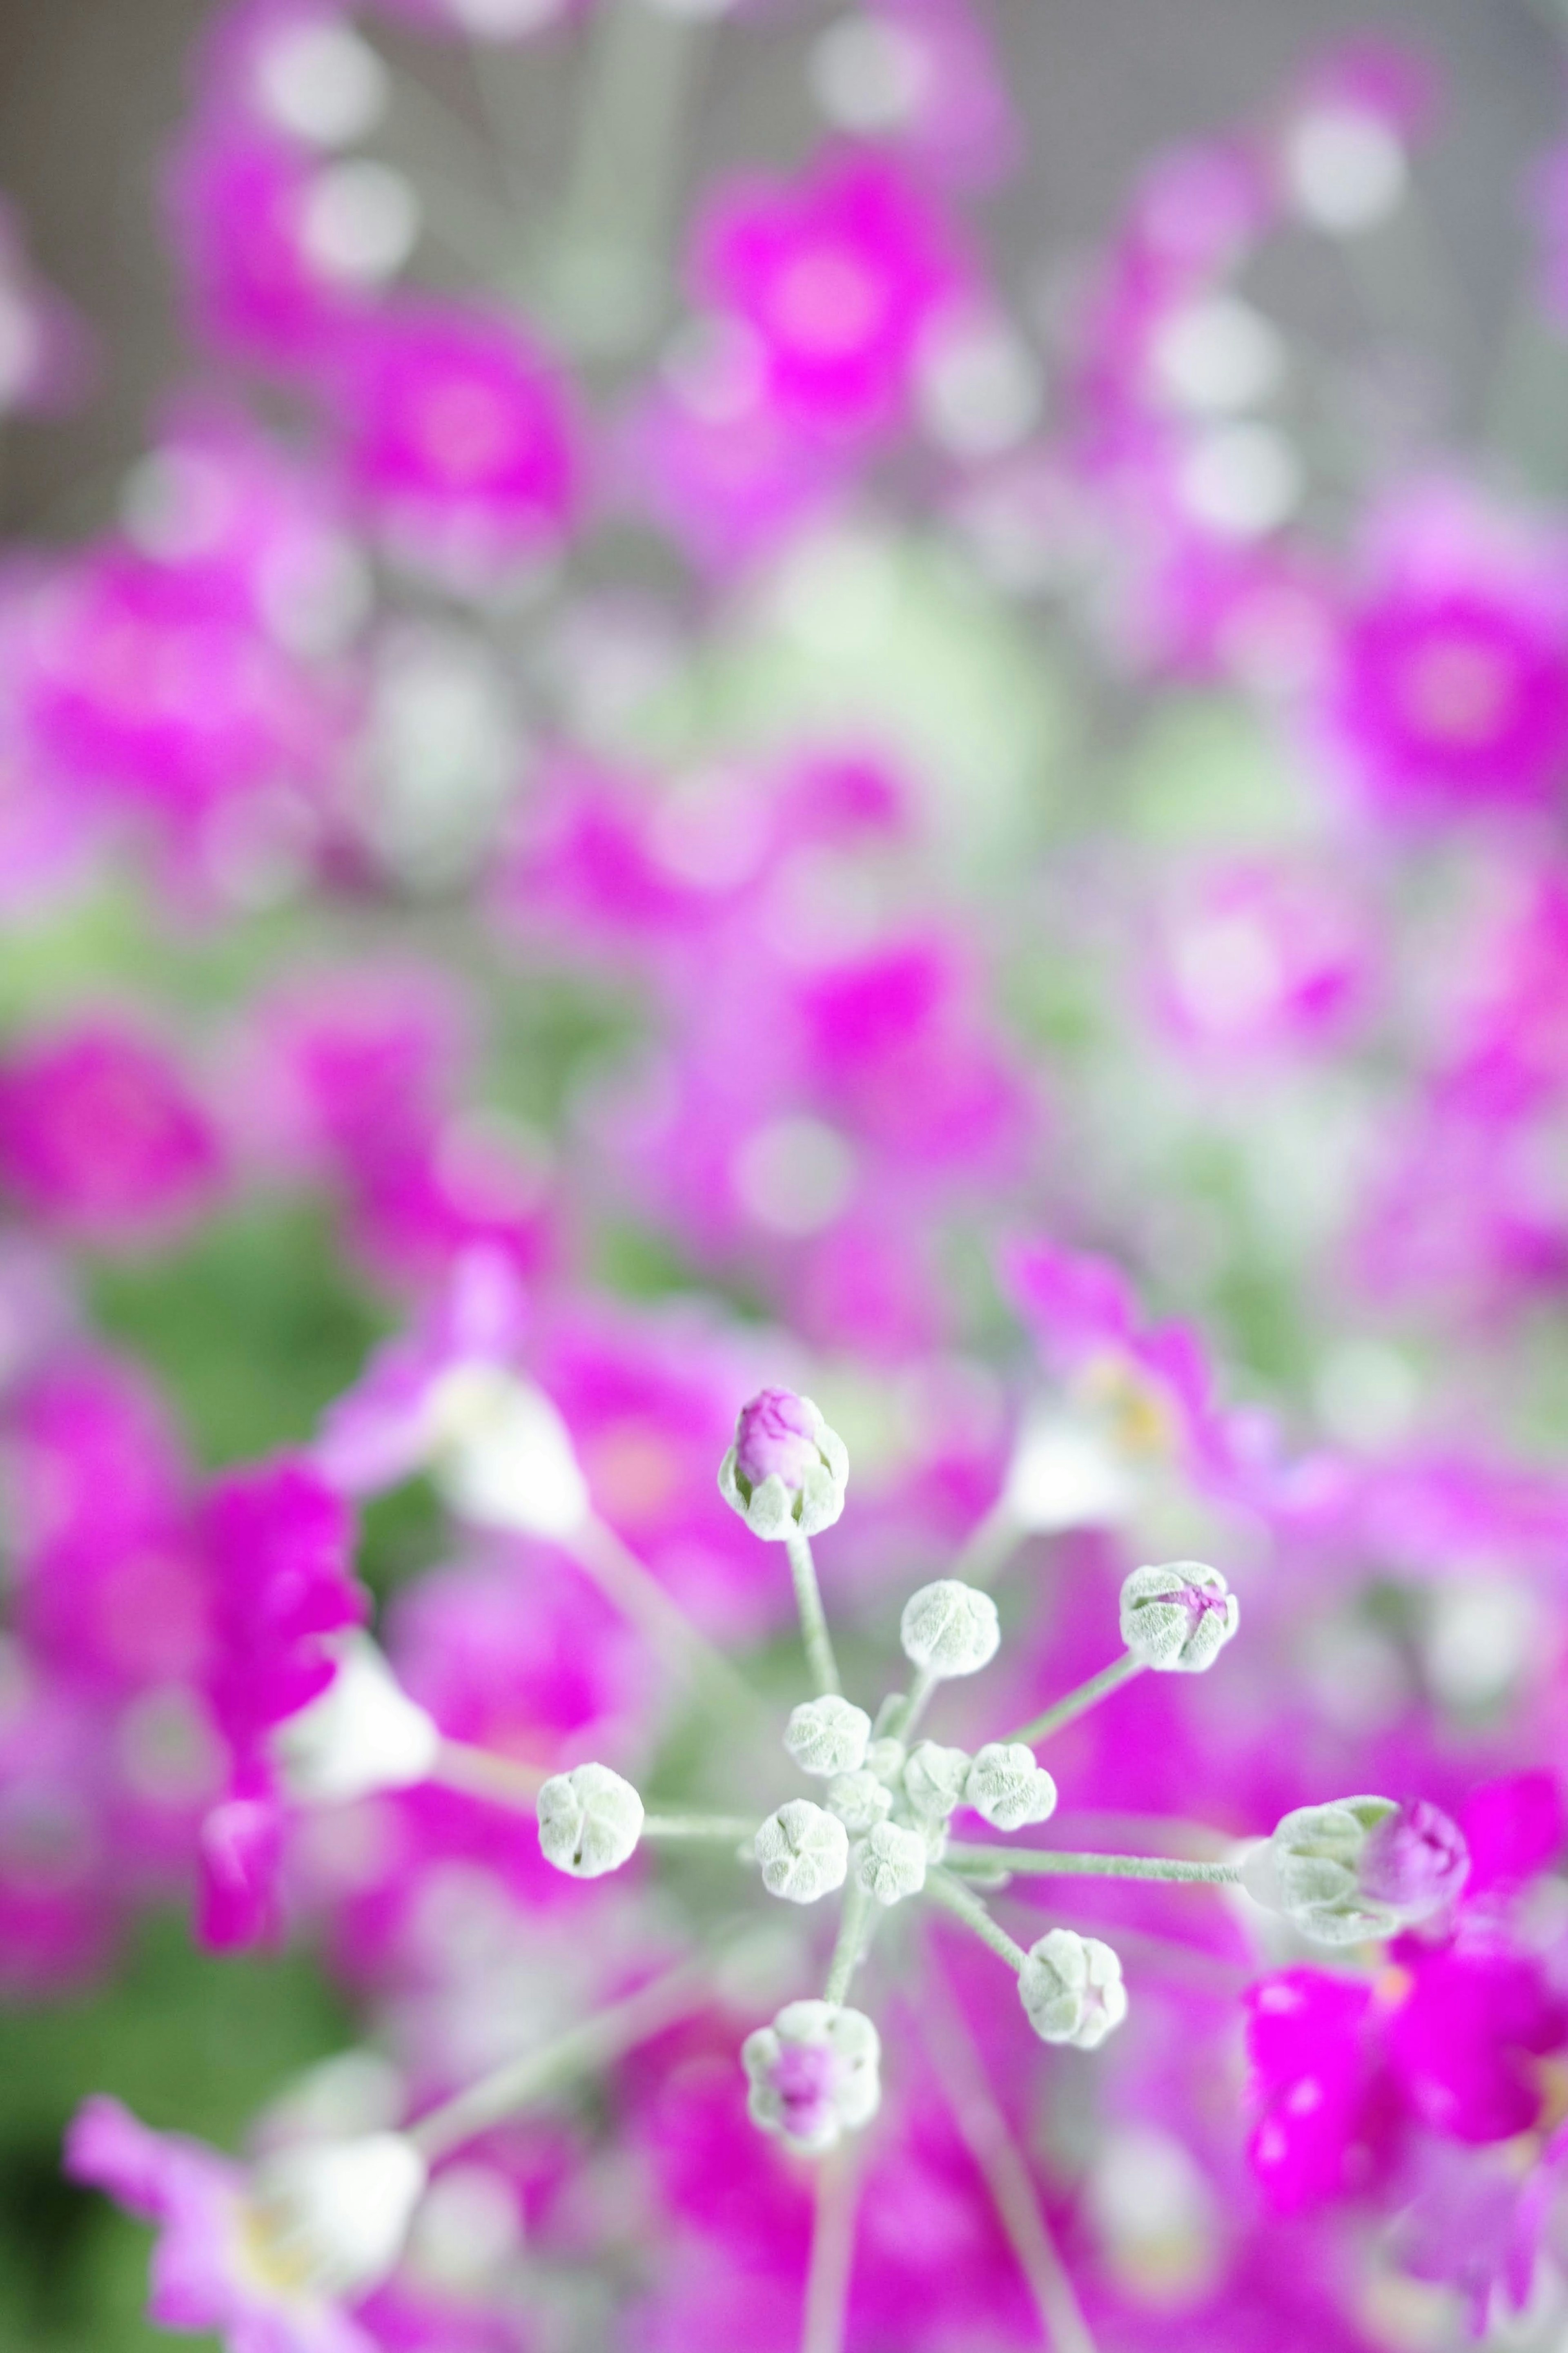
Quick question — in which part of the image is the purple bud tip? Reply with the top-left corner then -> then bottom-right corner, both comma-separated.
734,1388 -> 819,1495
1360,1799 -> 1469,1918
769,2041 -> 840,2143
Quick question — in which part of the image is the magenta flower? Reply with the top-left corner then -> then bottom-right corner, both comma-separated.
202,1454 -> 365,1761
1319,483 -> 1568,823
690,148 -> 966,437
0,1018 -> 225,1249
327,300 -> 580,584
1148,857 -> 1373,1061
164,123 -> 365,373
65,2095 -> 388,2353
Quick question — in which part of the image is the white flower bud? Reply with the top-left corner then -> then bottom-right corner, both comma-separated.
742,2000 -> 881,2153
245,2133 -> 427,2296
899,1580 -> 1001,1679
430,1368 -> 590,1538
1238,1796 -> 1403,1945
784,1695 -> 873,1778
825,1770 -> 893,1833
902,1742 -> 971,1823
964,1742 -> 1058,1832
855,1820 -> 928,1907
718,1389 -> 849,1541
536,1763 -> 644,1879
755,1801 -> 849,1903
274,1636 -> 440,1805
1120,1561 -> 1238,1672
1019,1929 -> 1127,2050
864,1735 -> 906,1784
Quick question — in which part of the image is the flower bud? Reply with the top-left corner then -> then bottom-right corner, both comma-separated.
864,1734 -> 906,1784
964,1742 -> 1058,1832
245,2132 -> 427,2296
755,1800 -> 849,1903
1359,1799 -> 1469,1922
899,1580 -> 1001,1679
274,1636 -> 441,1805
825,1770 -> 893,1833
718,1389 -> 849,1541
1239,1795 -> 1405,1944
855,1819 -> 928,1907
742,2000 -> 881,2154
1119,1561 -> 1238,1673
902,1742 -> 971,1823
536,1763 -> 644,1879
1019,1929 -> 1127,2049
784,1695 -> 873,1778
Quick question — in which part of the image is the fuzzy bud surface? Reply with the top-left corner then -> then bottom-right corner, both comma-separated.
1240,1795 -> 1410,1943
785,1695 -> 873,1777
537,1763 -> 645,1879
898,1579 -> 1001,1678
855,1819 -> 928,1906
1119,1560 -> 1238,1671
1019,1929 -> 1128,2049
902,1742 -> 971,1822
964,1742 -> 1058,1831
755,1800 -> 850,1902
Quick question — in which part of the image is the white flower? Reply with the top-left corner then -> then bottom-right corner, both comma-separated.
1119,1562 -> 1238,1673
742,2001 -> 880,2153
536,1764 -> 644,1878
754,1802 -> 849,1903
784,1695 -> 873,1778
274,1637 -> 441,1806
245,2133 -> 427,2296
429,1369 -> 590,1539
899,1580 -> 1001,1679
1019,1929 -> 1127,2049
964,1742 -> 1058,1832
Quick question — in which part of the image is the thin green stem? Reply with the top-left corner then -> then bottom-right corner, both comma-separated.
824,1878 -> 875,2007
567,1514 -> 759,1717
800,2140 -> 862,2353
882,1664 -> 939,1747
948,1497 -> 1023,1589
944,1844 -> 1240,1887
1008,1653 -> 1145,1746
408,1956 -> 707,2161
924,1868 -> 1028,1973
640,1814 -> 759,1844
429,1740 -> 547,1808
785,1529 -> 841,1697
916,1960 -> 1098,2353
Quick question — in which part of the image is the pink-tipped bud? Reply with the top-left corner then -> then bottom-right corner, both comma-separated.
719,1388 -> 849,1540
1359,1799 -> 1468,1921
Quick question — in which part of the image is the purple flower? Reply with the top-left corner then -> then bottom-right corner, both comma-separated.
203,1454 -> 365,1758
733,1388 -> 820,1494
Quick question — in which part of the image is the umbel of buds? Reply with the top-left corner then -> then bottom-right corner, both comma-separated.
245,2133 -> 428,2296
1240,1795 -> 1468,1945
1019,1929 -> 1128,2049
537,1763 -> 644,1879
1119,1561 -> 1239,1672
742,2001 -> 882,2154
719,1388 -> 849,1540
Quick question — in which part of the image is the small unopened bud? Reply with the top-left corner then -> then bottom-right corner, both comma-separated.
864,1734 -> 906,1783
964,1743 -> 1058,1832
902,1742 -> 971,1823
537,1763 -> 644,1879
431,1369 -> 589,1538
1019,1929 -> 1127,2049
1239,1795 -> 1406,1944
785,1695 -> 872,1778
246,2132 -> 427,2296
719,1389 -> 849,1541
1359,1799 -> 1469,1922
899,1580 -> 1001,1679
742,2000 -> 881,2153
755,1801 -> 849,1903
275,1636 -> 441,1805
826,1770 -> 893,1832
855,1820 -> 928,1906
1120,1561 -> 1238,1672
